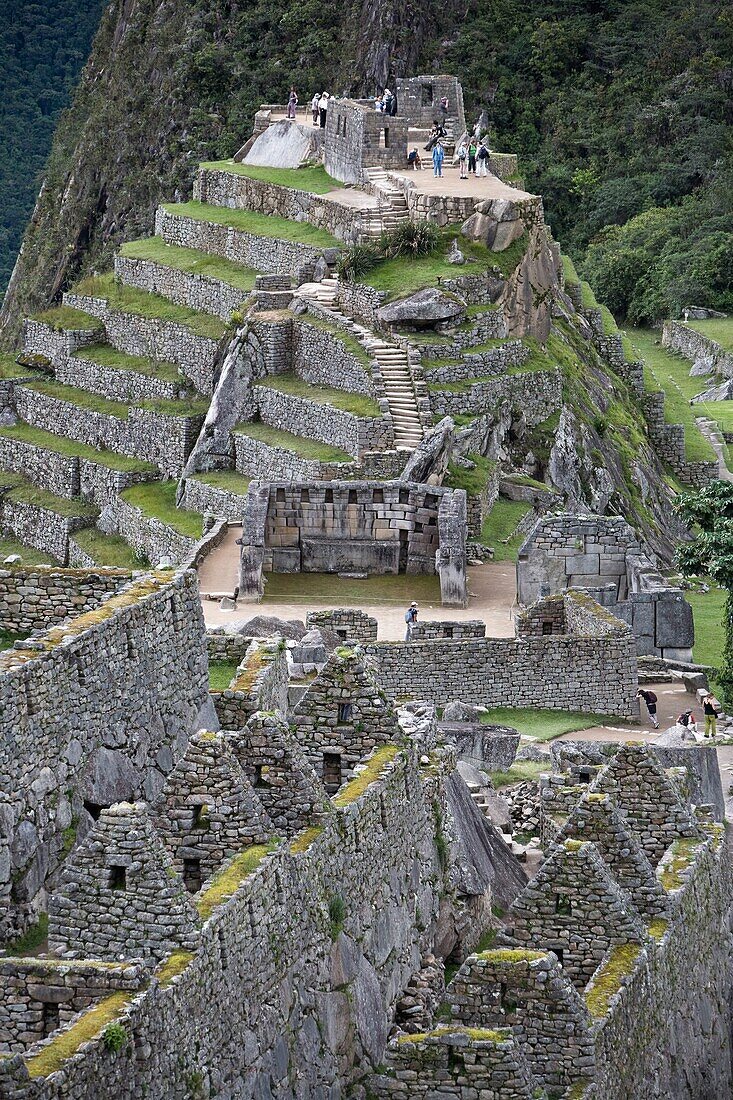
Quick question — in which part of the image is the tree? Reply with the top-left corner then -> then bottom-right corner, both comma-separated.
677,482 -> 733,706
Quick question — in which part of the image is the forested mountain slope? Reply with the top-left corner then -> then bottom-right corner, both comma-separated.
2,0 -> 731,343
0,0 -> 104,298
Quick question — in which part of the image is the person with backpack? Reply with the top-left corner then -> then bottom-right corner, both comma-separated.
467,139 -> 477,175
457,141 -> 468,179
477,140 -> 490,176
676,709 -> 698,738
405,602 -> 419,641
703,693 -> 721,738
637,688 -> 659,729
432,141 -> 445,178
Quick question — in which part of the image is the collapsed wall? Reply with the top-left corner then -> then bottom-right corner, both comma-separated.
0,569 -> 209,938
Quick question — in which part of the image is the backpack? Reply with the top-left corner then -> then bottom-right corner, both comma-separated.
646,691 -> 657,704
405,611 -> 411,623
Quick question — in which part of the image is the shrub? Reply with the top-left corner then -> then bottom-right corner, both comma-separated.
102,1022 -> 127,1053
328,894 -> 346,939
380,221 -> 440,259
336,244 -> 381,282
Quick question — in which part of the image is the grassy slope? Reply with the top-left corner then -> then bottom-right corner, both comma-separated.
163,202 -> 338,247
479,500 -> 532,561
481,707 -> 622,743
626,327 -> 717,463
209,659 -> 240,690
121,482 -> 202,538
23,378 -> 208,419
256,374 -> 380,417
685,588 -> 726,669
234,421 -> 352,463
364,231 -> 527,299
73,274 -> 226,340
0,423 -> 156,472
0,472 -> 97,518
120,237 -> 257,293
192,471 -> 251,494
32,306 -> 100,331
685,319 -> 733,353
0,537 -> 54,565
71,528 -> 143,569
200,162 -> 340,193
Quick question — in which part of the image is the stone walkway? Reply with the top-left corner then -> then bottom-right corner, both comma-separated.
389,165 -> 534,204
695,415 -> 733,480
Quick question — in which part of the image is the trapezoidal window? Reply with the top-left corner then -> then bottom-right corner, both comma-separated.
542,620 -> 554,636
554,947 -> 564,967
41,1002 -> 60,1038
555,894 -> 572,916
108,865 -> 126,891
253,764 -> 270,788
183,858 -> 202,893
379,127 -> 389,149
338,702 -> 353,723
191,803 -> 210,830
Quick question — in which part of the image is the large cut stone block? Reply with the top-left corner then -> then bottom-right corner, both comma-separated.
300,537 -> 399,575
655,593 -> 694,649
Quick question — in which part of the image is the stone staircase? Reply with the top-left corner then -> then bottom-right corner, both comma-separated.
361,168 -> 410,240
296,276 -> 424,449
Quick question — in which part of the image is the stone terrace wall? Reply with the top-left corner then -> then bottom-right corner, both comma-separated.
0,566 -> 129,634
114,255 -> 246,324
368,598 -> 638,716
14,386 -> 202,478
104,495 -> 198,567
63,293 -> 220,396
22,320 -> 102,369
0,745 -> 456,1099
0,569 -> 209,938
641,391 -> 717,488
663,320 -> 733,379
0,435 -> 150,508
593,827 -> 733,1099
429,369 -> 562,423
233,431 -> 354,481
195,168 -> 364,244
292,318 -> 375,397
182,477 -> 249,521
255,386 -> 392,458
0,498 -> 92,565
155,208 -> 334,279
56,355 -> 185,404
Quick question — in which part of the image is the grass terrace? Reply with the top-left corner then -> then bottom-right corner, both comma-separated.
235,421 -> 352,464
364,230 -> 527,300
192,470 -> 251,494
687,317 -> 733,352
32,305 -> 100,332
209,660 -> 239,691
121,481 -> 203,539
72,343 -> 182,382
256,373 -> 381,417
263,571 -> 442,605
201,160 -> 340,193
445,453 -> 496,496
297,312 -> 371,366
627,327 -> 717,464
71,528 -> 144,569
0,353 -> 33,379
0,471 -> 98,519
22,378 -> 208,420
0,536 -> 54,566
121,237 -> 257,293
479,499 -> 532,561
24,991 -> 132,1079
196,840 -> 280,921
685,586 -> 726,669
163,201 -> 339,247
0,423 -> 158,473
73,273 -> 227,340
480,707 -> 621,743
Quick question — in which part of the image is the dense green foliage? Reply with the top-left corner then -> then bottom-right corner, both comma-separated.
1,0 -> 730,332
0,0 -> 104,295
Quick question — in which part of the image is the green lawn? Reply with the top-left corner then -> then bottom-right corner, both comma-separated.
192,471 -> 251,494
121,482 -> 203,539
121,237 -> 257,293
685,587 -> 726,669
32,305 -> 100,331
490,760 -> 549,788
0,424 -> 157,473
263,571 -> 442,605
163,202 -> 339,247
22,378 -> 208,420
687,318 -> 733,353
479,499 -> 532,561
208,659 -> 240,691
201,161 -> 340,194
256,373 -> 380,417
364,231 -> 527,299
73,273 -> 226,341
71,528 -> 143,569
234,421 -> 352,463
480,707 -> 619,742
626,327 -> 717,464
72,342 -> 182,382
0,537 -> 54,565
445,454 -> 496,496
0,472 -> 98,518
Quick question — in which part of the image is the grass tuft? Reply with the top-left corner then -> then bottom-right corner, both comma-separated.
289,825 -> 324,854
585,943 -> 642,1018
155,950 -> 194,987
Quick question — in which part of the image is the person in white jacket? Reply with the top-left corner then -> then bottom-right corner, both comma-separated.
318,92 -> 330,128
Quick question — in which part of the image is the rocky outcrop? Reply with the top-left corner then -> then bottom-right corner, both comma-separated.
377,289 -> 464,327
498,226 -> 561,341
461,197 -> 528,253
243,119 -> 325,168
400,416 -> 455,484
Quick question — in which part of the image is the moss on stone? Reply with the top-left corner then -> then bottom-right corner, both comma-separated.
396,1025 -> 508,1044
289,825 -> 324,854
24,991 -> 131,1078
5,913 -> 49,956
647,918 -> 669,943
476,948 -> 547,965
331,745 -> 400,808
196,839 -> 279,921
563,839 -> 585,851
155,950 -> 194,987
658,837 -> 703,892
231,649 -> 267,694
585,943 -> 642,1018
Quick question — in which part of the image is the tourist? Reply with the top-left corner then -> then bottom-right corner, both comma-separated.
704,693 -> 720,738
405,601 -> 419,640
374,94 -> 384,112
477,140 -> 490,176
383,88 -> 394,115
636,688 -> 659,729
318,92 -> 330,128
311,92 -> 320,126
407,148 -> 422,170
287,87 -> 298,119
468,139 -> 477,175
457,141 -> 468,179
676,709 -> 698,738
432,141 -> 445,178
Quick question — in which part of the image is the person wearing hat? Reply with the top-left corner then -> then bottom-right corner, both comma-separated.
405,601 -> 419,641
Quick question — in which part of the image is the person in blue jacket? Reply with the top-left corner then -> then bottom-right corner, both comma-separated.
432,140 -> 444,178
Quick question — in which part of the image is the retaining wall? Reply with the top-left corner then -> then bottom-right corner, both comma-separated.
429,369 -> 562,423
0,566 -> 129,634
662,320 -> 733,379
0,435 -> 151,507
104,496 -> 198,566
255,386 -> 393,458
114,255 -> 246,324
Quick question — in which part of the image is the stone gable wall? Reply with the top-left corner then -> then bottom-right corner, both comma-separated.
0,569 -> 208,939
